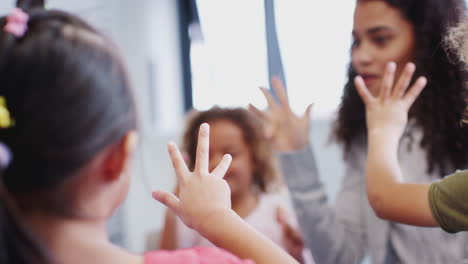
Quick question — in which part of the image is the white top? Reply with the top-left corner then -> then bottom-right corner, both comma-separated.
175,192 -> 315,263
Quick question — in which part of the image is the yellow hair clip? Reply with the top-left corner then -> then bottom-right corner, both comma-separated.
0,97 -> 13,128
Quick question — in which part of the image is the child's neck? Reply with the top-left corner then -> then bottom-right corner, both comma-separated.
23,210 -> 143,264
231,190 -> 259,219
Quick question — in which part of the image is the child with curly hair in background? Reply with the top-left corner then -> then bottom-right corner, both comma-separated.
160,107 -> 314,264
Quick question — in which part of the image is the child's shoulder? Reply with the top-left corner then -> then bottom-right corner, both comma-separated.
144,247 -> 254,264
247,191 -> 295,221
259,190 -> 294,209
259,192 -> 288,206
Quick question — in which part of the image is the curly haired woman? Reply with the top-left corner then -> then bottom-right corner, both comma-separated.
250,0 -> 468,263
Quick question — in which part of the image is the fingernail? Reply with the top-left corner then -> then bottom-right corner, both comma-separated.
152,191 -> 160,200
355,75 -> 364,85
419,76 -> 428,85
388,62 -> 396,72
167,142 -> 176,151
201,123 -> 210,132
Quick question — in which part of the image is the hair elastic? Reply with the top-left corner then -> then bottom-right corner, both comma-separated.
3,8 -> 29,37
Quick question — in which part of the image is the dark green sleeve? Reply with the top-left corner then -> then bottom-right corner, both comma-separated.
428,170 -> 468,233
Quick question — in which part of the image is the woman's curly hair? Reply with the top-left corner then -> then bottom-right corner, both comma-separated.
182,107 -> 281,193
445,19 -> 468,125
334,0 -> 468,176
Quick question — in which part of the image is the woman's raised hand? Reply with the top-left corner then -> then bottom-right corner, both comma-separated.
249,77 -> 313,152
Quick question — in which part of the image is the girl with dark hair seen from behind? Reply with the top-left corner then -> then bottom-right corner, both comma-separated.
0,0 -> 299,263
250,0 -> 468,263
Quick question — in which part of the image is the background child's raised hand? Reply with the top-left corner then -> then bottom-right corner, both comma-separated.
153,123 -> 233,230
276,207 -> 305,263
354,62 -> 427,139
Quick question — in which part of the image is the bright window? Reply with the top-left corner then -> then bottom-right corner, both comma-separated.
192,1 -> 355,119
192,0 -> 268,111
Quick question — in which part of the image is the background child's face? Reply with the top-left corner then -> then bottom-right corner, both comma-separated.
351,0 -> 416,96
208,120 -> 255,198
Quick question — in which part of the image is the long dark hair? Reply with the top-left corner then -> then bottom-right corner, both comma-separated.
0,0 -> 138,261
334,0 -> 468,176
0,1 -> 137,202
0,183 -> 50,264
0,3 -> 51,264
0,136 -> 49,264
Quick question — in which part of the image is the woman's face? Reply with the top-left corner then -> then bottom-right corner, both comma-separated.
352,0 -> 416,95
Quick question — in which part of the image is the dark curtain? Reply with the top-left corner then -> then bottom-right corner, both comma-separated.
177,0 -> 200,112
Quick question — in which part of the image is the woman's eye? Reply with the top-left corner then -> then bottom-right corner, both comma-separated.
351,38 -> 360,48
373,36 -> 391,45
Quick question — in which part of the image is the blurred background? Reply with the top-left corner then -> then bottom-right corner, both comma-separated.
0,0 -> 355,256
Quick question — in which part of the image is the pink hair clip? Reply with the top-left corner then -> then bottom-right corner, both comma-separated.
3,8 -> 29,37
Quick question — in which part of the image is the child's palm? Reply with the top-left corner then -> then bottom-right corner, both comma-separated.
153,123 -> 233,230
355,62 -> 427,138
175,165 -> 231,229
366,99 -> 409,137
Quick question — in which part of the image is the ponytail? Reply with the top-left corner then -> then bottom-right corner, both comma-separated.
0,187 -> 49,264
0,143 -> 49,264
16,0 -> 45,12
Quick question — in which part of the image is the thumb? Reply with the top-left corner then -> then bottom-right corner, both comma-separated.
276,206 -> 289,226
152,190 -> 180,212
276,207 -> 303,244
304,103 -> 313,119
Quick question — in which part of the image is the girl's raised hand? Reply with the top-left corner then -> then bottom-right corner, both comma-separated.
249,77 -> 313,152
355,62 -> 427,139
276,207 -> 305,263
153,123 -> 233,230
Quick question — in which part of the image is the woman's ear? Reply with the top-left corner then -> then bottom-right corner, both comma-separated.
103,131 -> 139,182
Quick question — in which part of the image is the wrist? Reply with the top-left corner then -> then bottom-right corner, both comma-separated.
368,127 -> 402,142
279,143 -> 308,152
164,208 -> 176,220
277,137 -> 309,152
367,129 -> 400,160
196,207 -> 239,237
